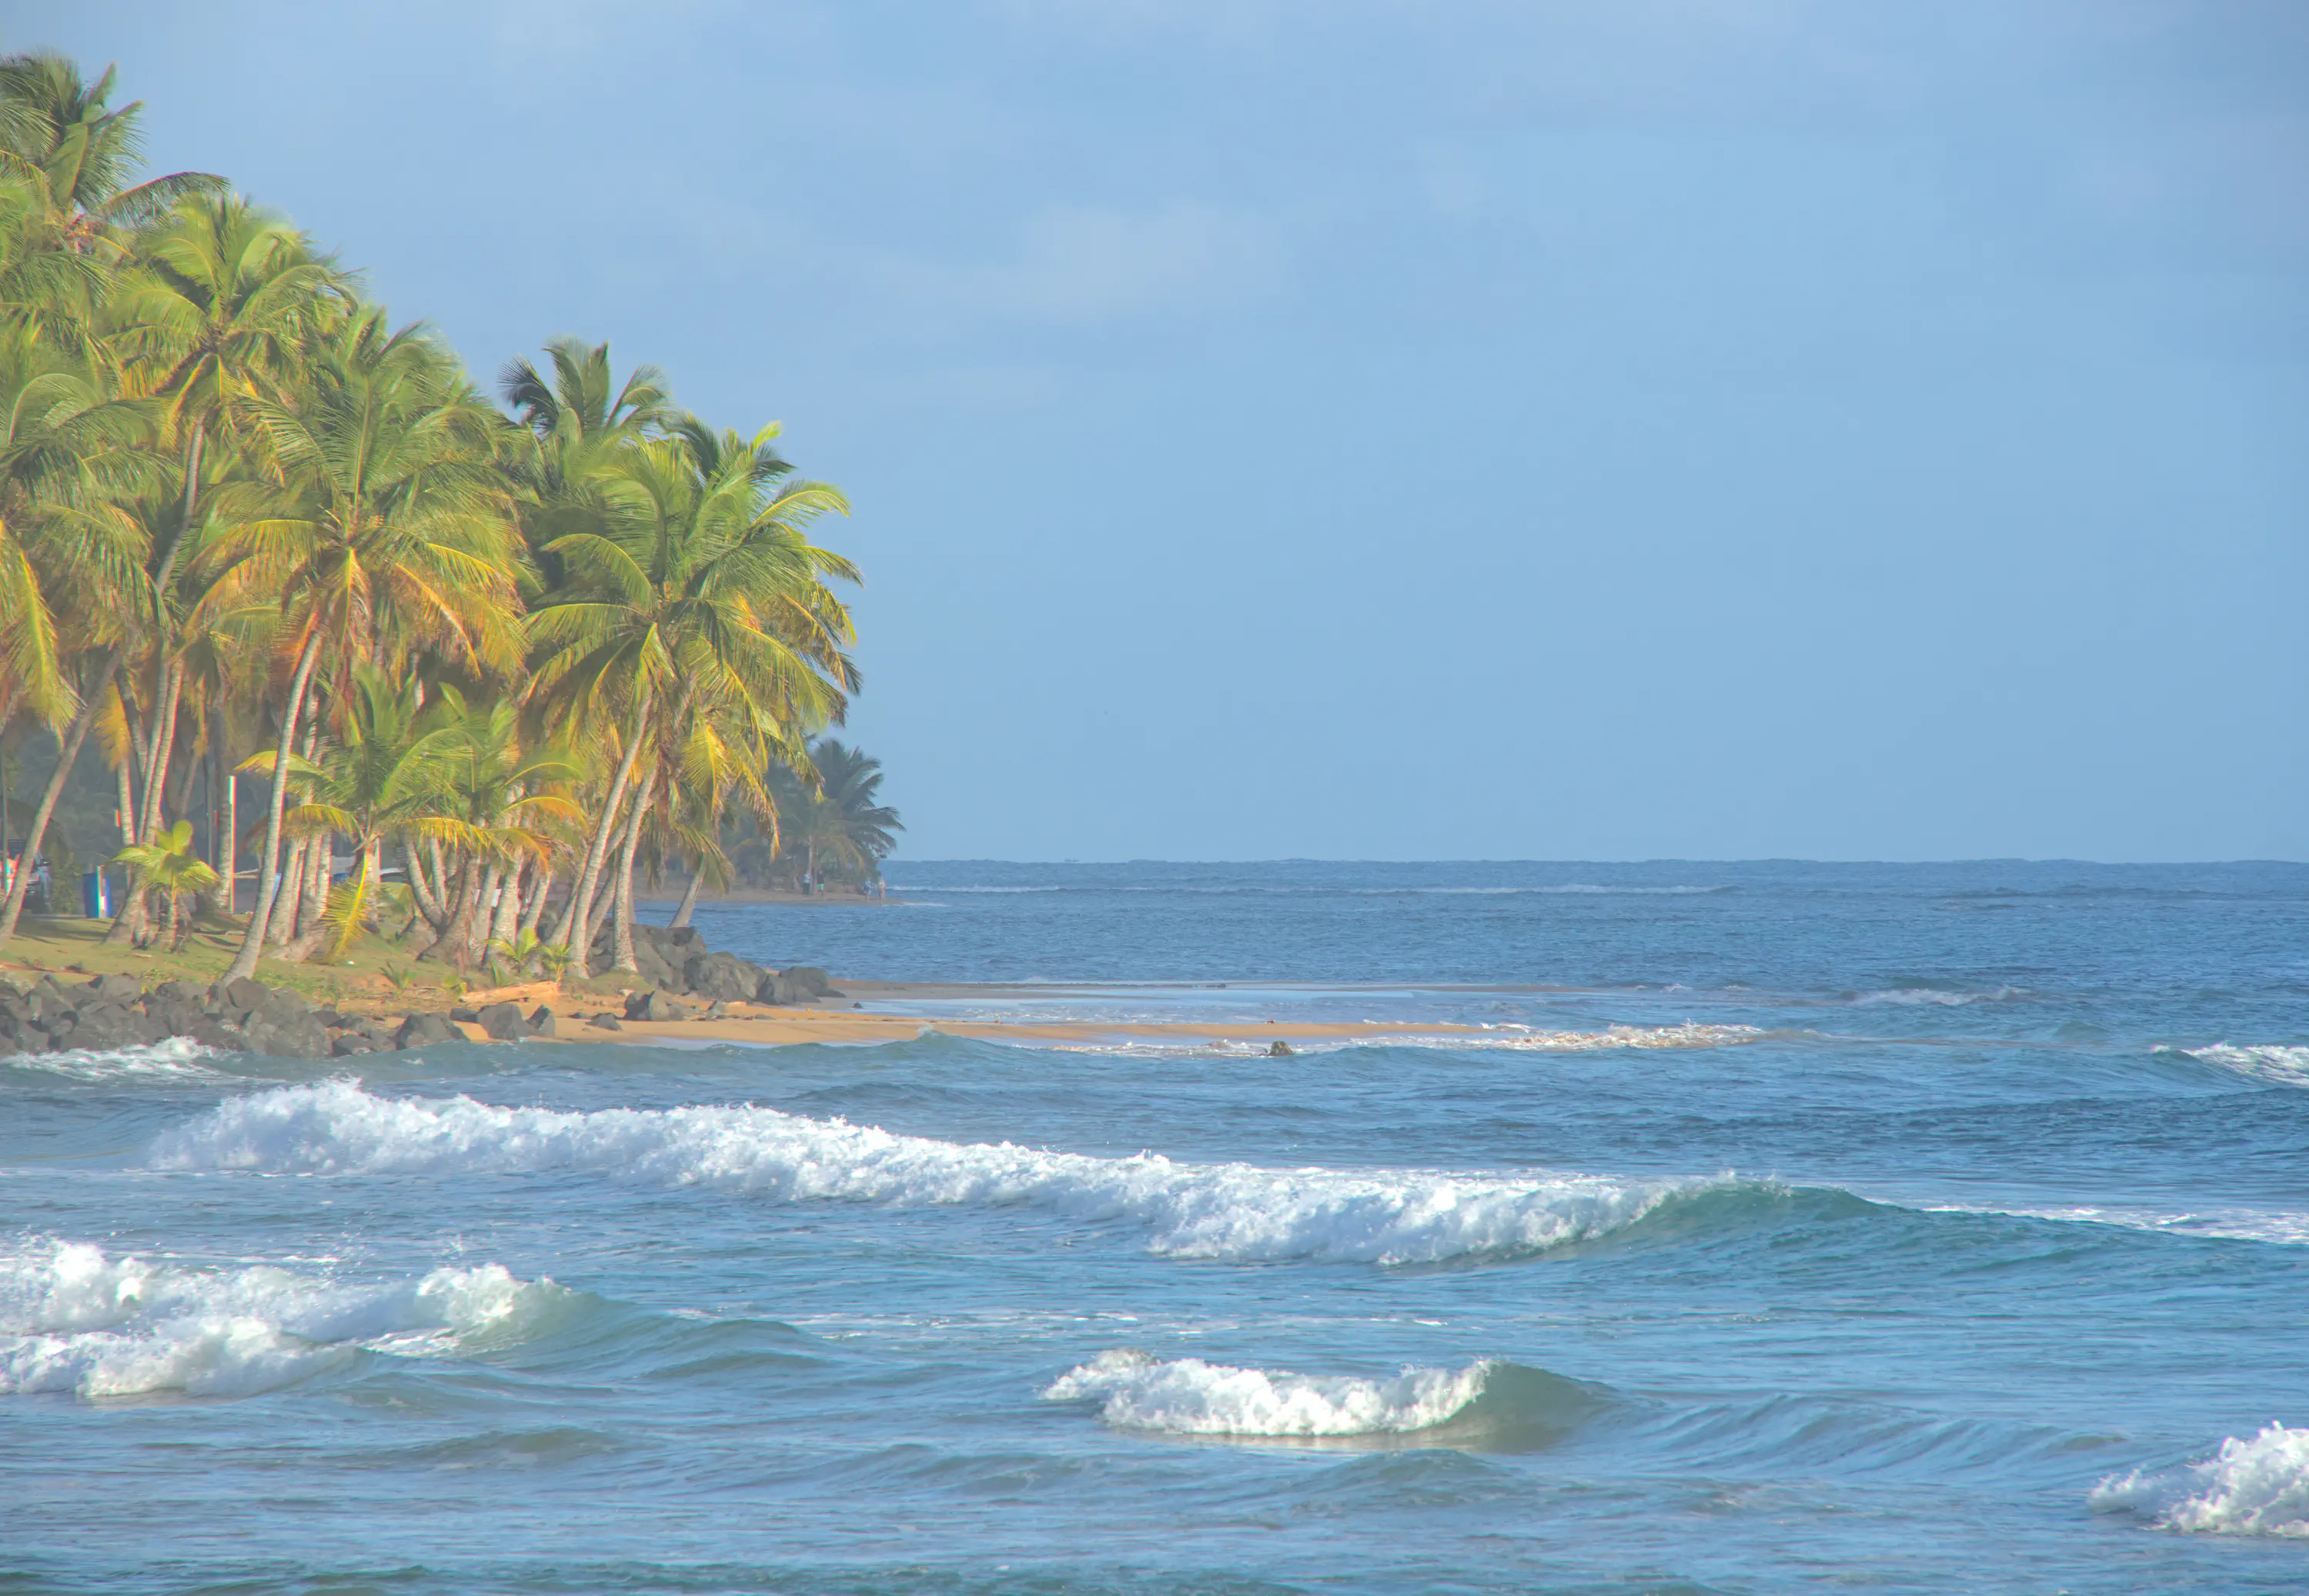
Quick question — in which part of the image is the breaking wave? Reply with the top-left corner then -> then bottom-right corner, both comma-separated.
2,1037 -> 230,1083
2091,1424 -> 2309,1538
151,1082 -> 1709,1265
2168,1044 -> 2309,1087
0,1239 -> 570,1399
1041,1351 -> 1600,1447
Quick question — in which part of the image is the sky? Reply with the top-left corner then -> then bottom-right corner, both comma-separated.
14,0 -> 2307,860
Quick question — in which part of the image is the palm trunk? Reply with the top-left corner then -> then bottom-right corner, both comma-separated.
138,660 -> 184,843
611,765 -> 657,973
519,868 -> 553,940
669,870 -> 702,929
102,755 -> 142,945
224,629 -> 325,983
469,863 -> 503,966
0,647 -> 122,947
212,729 -> 236,915
403,839 -> 446,929
269,839 -> 306,945
422,856 -> 482,967
555,687 -> 653,972
487,859 -> 525,952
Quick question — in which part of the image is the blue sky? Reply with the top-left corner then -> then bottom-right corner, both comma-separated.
17,1 -> 2307,860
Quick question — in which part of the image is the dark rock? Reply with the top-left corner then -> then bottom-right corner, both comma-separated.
754,970 -> 788,1005
526,1006 -> 556,1038
184,1016 -> 245,1051
683,952 -> 760,1004
703,1000 -> 729,1019
585,1013 -> 622,1030
87,973 -> 142,1003
62,1002 -> 144,1051
782,967 -> 834,999
315,1009 -> 348,1028
449,1006 -> 480,1023
153,980 -> 206,1007
633,939 -> 679,992
1267,1039 -> 1295,1056
396,1013 -> 458,1049
331,1034 -> 377,1057
667,926 -> 703,950
220,977 -> 271,1015
475,1001 -> 524,1041
151,1000 -> 205,1036
241,1007 -> 332,1059
623,990 -> 687,1023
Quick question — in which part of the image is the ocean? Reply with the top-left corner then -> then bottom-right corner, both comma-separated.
5,859 -> 2307,1594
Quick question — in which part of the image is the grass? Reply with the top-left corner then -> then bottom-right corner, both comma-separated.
0,913 -> 645,1016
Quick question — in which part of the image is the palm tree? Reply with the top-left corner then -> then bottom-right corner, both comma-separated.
195,305 -> 525,980
109,818 -> 217,950
243,665 -> 477,961
0,52 -> 226,255
527,417 -> 857,973
409,684 -> 579,967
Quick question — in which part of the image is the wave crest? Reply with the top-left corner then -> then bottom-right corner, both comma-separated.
1,1239 -> 566,1399
2,1036 -> 228,1082
2091,1424 -> 2309,1538
151,1082 -> 1705,1265
2170,1044 -> 2309,1087
1042,1351 -> 1599,1447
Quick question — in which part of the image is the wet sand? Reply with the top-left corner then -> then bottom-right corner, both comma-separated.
446,979 -> 1502,1048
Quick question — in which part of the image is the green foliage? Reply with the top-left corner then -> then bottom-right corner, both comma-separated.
0,48 -> 884,973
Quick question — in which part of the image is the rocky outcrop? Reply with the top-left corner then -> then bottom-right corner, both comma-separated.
586,922 -> 838,1008
0,924 -> 844,1063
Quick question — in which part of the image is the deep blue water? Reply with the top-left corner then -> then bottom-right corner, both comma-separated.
5,860 -> 2307,1594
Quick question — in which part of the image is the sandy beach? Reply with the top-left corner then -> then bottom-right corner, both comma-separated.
440,977 -> 1510,1048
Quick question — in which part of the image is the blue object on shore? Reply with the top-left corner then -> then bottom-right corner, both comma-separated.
81,867 -> 109,920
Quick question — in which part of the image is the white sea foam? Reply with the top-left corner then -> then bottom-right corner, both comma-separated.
150,1082 -> 1699,1264
3,1036 -> 229,1082
2090,1424 -> 2309,1537
1911,1200 -> 2309,1247
1413,1022 -> 1762,1052
1044,1349 -> 1491,1435
1053,1022 -> 1761,1060
2170,1044 -> 2309,1087
1849,987 -> 2024,1007
0,1239 -> 565,1398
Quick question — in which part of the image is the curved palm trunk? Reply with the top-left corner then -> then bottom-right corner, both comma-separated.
555,688 -> 653,975
610,765 -> 658,973
0,647 -> 124,948
422,856 -> 483,967
224,630 -> 326,983
669,870 -> 702,930
519,869 -> 553,940
402,839 -> 446,930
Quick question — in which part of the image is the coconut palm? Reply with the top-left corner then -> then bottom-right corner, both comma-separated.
109,818 -> 217,950
0,52 -> 226,254
241,664 -> 480,961
527,417 -> 856,973
195,305 -> 526,980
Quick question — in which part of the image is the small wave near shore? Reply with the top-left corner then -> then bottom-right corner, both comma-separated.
1041,1351 -> 1601,1448
0,1239 -> 568,1398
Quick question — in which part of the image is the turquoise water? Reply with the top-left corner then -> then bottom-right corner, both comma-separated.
5,860 -> 2307,1594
